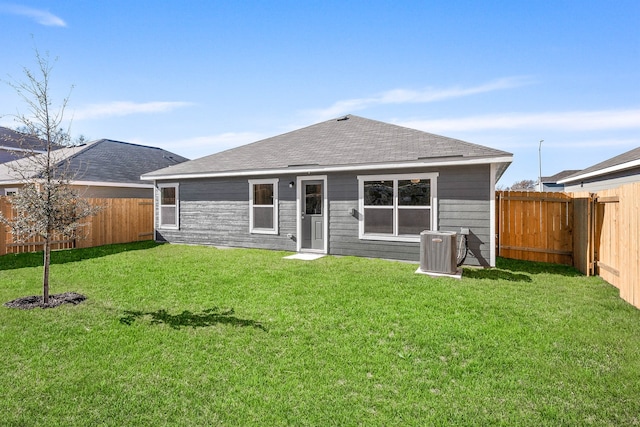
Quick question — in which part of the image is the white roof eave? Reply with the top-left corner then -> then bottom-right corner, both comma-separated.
557,158 -> 640,184
141,155 -> 514,181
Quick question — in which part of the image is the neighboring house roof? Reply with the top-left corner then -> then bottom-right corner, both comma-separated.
0,139 -> 189,186
0,126 -> 60,163
142,115 -> 513,181
558,146 -> 640,184
541,170 -> 581,184
0,126 -> 48,151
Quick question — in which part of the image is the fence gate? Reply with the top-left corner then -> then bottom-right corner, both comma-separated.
593,194 -> 620,287
496,191 -> 574,265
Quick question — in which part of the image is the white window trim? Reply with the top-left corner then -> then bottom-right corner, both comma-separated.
249,178 -> 279,235
357,172 -> 438,242
4,188 -> 19,196
158,183 -> 179,230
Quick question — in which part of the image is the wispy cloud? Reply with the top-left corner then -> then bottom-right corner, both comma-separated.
72,101 -> 193,120
396,109 -> 640,133
172,132 -> 265,152
131,131 -> 266,160
0,4 -> 66,27
307,76 -> 534,120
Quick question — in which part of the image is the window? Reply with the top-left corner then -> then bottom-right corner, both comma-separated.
249,179 -> 279,234
4,188 -> 18,196
358,173 -> 438,242
158,183 -> 179,229
305,183 -> 322,215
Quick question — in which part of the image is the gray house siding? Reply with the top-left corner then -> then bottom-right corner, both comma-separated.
327,171 -> 424,261
156,177 -> 297,252
327,165 -> 491,266
155,164 -> 491,266
439,165 -> 492,266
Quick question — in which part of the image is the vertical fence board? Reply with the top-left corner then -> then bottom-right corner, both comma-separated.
0,197 -> 154,254
496,191 -> 574,265
615,183 -> 640,307
571,193 -> 593,275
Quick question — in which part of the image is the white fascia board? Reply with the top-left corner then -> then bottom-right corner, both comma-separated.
0,146 -> 47,154
141,155 -> 513,181
557,158 -> 640,184
71,180 -> 154,188
0,179 -> 153,189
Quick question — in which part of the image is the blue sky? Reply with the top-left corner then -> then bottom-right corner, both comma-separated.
1,1 -> 638,186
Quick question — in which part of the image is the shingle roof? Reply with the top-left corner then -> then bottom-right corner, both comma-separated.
65,139 -> 189,184
0,126 -> 66,164
541,170 -> 581,183
0,127 -> 48,151
143,115 -> 512,179
559,146 -> 640,183
0,139 -> 188,185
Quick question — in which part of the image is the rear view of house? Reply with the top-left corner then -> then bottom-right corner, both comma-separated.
142,115 -> 512,266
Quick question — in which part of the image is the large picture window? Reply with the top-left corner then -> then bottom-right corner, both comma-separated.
249,179 -> 279,234
358,173 -> 438,242
158,183 -> 179,229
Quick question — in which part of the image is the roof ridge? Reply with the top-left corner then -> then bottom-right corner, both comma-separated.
89,138 -> 173,151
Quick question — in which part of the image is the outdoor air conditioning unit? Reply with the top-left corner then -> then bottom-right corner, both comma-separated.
419,230 -> 458,276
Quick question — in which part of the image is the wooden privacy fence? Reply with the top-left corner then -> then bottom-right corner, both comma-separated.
496,191 -> 574,265
0,197 -> 154,256
496,183 -> 640,309
588,184 -> 640,309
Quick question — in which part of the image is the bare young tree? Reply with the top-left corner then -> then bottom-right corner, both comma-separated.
0,50 -> 99,304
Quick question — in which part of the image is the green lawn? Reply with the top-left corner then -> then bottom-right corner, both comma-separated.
1,242 -> 639,426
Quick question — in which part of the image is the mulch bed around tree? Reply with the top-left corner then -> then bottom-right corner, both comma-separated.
4,292 -> 87,310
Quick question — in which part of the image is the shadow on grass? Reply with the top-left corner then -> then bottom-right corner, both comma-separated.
462,268 -> 532,282
0,241 -> 162,271
119,307 -> 267,331
462,257 -> 583,281
496,257 -> 583,277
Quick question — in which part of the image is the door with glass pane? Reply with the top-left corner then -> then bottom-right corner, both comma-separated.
301,180 -> 324,251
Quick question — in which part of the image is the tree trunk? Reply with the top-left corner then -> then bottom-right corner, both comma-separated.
43,238 -> 50,304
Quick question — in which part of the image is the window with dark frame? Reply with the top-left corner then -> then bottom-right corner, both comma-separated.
360,175 -> 433,239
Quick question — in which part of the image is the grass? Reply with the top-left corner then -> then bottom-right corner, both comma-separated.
1,242 -> 639,426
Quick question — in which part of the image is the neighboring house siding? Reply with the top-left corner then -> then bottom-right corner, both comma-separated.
541,183 -> 565,192
81,186 -> 154,198
154,164 -> 491,266
563,167 -> 640,192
